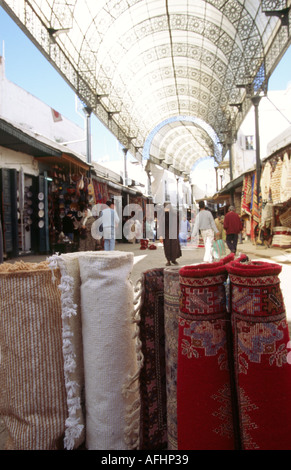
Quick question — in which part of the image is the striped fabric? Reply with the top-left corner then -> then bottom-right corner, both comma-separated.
0,262 -> 67,450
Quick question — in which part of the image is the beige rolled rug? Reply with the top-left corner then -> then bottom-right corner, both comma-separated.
78,251 -> 141,450
0,261 -> 67,450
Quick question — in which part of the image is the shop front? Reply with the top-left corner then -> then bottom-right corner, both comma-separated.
214,140 -> 291,250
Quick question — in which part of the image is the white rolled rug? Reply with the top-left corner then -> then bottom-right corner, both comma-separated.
48,251 -> 141,450
78,251 -> 140,450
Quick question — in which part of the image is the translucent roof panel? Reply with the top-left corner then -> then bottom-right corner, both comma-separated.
1,0 -> 290,175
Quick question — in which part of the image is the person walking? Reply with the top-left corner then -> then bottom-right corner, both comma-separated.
179,215 -> 191,247
161,202 -> 181,266
102,200 -> 120,251
62,211 -> 75,241
223,205 -> 243,255
191,200 -> 220,263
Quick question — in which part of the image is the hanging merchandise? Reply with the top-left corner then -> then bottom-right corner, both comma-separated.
93,180 -> 109,204
260,202 -> 273,229
280,153 -> 291,203
241,174 -> 252,216
270,158 -> 283,204
279,206 -> 291,228
250,172 -> 261,224
260,161 -> 271,202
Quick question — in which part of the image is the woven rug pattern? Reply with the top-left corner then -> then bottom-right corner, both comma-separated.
226,259 -> 291,450
177,263 -> 235,450
139,268 -> 167,450
164,266 -> 180,450
1,254 -> 291,450
0,262 -> 67,450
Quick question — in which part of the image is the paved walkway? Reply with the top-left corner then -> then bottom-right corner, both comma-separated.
1,239 -> 291,450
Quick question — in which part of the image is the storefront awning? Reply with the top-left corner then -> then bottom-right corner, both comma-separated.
0,117 -> 62,158
0,117 -> 91,170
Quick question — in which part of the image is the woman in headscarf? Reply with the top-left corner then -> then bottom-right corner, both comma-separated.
161,202 -> 182,266
78,208 -> 96,251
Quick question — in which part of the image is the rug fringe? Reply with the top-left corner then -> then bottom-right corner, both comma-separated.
123,276 -> 144,450
48,254 -> 84,450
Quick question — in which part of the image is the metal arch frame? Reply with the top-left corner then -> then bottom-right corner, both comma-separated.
143,115 -> 222,176
0,0 -> 290,173
151,121 -> 216,173
81,6 -> 265,143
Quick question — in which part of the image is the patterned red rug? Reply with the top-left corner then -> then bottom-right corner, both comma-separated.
139,268 -> 167,450
226,258 -> 291,450
177,261 -> 236,450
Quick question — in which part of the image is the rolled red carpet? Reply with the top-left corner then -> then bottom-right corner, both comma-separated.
226,258 -> 291,450
177,260 -> 236,450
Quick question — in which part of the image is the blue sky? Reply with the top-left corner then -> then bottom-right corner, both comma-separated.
0,5 -> 290,164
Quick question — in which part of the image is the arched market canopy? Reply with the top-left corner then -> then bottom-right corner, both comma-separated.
1,0 -> 291,176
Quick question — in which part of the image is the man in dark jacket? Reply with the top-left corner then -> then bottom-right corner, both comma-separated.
223,205 -> 243,254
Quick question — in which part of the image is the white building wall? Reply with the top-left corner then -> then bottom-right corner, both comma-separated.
0,145 -> 39,176
267,125 -> 291,156
232,85 -> 291,178
0,56 -> 87,156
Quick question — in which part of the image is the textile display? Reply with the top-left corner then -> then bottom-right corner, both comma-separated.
270,158 -> 283,204
139,268 -> 168,450
0,261 -> 67,450
177,261 -> 236,450
272,226 -> 291,248
279,206 -> 291,228
280,153 -> 291,203
77,251 -> 140,450
260,203 -> 273,229
260,161 -> 271,202
251,172 -> 261,224
241,174 -> 252,215
226,258 -> 291,450
164,266 -> 180,450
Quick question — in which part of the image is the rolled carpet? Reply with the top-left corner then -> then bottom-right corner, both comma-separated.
139,267 -> 167,450
164,266 -> 180,450
0,261 -> 67,449
226,258 -> 291,450
78,251 -> 140,450
178,261 -> 236,450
